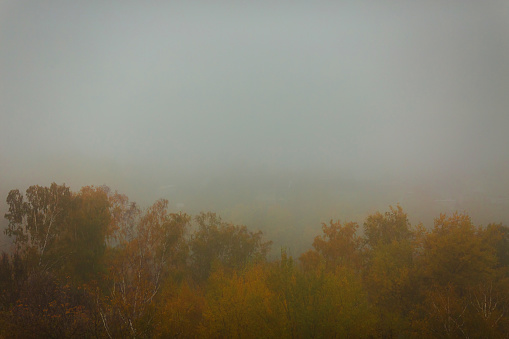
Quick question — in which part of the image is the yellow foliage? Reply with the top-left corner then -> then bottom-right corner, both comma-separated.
201,265 -> 282,338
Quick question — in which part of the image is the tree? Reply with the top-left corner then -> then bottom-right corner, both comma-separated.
416,283 -> 470,338
105,189 -> 141,246
302,219 -> 363,272
154,281 -> 205,338
100,199 -> 190,338
421,213 -> 497,288
0,252 -> 14,312
268,250 -> 375,338
362,206 -> 417,337
364,204 -> 411,249
364,239 -> 415,336
190,212 -> 271,281
466,282 -> 509,337
4,183 -> 72,271
200,265 -> 280,338
483,223 -> 509,270
411,213 -> 507,338
60,186 -> 111,283
3,271 -> 102,338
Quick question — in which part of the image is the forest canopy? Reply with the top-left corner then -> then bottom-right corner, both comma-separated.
1,183 -> 509,338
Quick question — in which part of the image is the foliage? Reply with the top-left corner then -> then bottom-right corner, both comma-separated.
364,204 -> 411,249
268,250 -> 375,338
201,265 -> 281,338
3,272 -> 102,338
154,281 -> 205,338
421,213 -> 497,287
61,186 -> 111,283
190,212 -> 272,281
100,199 -> 190,338
2,184 -> 509,338
303,219 -> 363,271
4,183 -> 72,271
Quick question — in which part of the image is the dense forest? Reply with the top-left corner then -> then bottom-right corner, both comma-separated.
1,183 -> 509,338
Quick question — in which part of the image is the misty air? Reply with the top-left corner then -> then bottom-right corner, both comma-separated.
1,2 -> 509,337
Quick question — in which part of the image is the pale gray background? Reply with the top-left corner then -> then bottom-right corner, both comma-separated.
2,2 -> 509,252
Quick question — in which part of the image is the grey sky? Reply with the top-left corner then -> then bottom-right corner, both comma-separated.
1,1 -> 509,198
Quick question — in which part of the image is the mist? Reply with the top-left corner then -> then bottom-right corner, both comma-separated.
2,1 -> 509,253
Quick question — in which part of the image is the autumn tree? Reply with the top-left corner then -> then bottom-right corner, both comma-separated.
364,204 -> 411,249
4,183 -> 509,337
189,212 -> 272,281
2,184 -> 111,337
4,183 -> 72,271
415,283 -> 470,338
300,219 -> 363,272
483,223 -> 509,270
60,186 -> 111,283
412,213 -> 506,337
365,238 -> 416,336
100,199 -> 190,338
2,271 -> 103,338
105,189 -> 141,246
268,250 -> 375,338
200,264 -> 282,338
154,281 -> 205,338
421,213 -> 497,288
266,249 -> 295,337
362,206 -> 417,337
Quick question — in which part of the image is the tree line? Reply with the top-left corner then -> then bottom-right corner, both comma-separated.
1,183 -> 508,338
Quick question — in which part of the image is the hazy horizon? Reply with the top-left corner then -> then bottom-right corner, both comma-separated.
2,2 -> 509,253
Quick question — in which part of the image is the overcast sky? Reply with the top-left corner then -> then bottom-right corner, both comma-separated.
1,1 -> 509,198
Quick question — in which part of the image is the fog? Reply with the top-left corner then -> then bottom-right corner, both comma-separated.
1,2 -> 509,253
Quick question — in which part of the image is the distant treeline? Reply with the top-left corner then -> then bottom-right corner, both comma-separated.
1,183 -> 508,338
